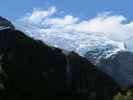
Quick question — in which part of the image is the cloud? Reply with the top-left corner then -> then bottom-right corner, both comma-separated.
65,13 -> 133,42
20,6 -> 57,25
17,7 -> 133,52
44,15 -> 78,27
19,6 -> 79,29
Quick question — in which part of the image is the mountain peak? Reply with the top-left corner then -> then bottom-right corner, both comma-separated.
0,16 -> 15,30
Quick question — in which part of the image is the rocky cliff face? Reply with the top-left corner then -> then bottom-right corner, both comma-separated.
0,17 -> 121,100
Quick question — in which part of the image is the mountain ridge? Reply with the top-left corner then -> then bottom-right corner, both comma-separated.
0,16 -> 121,100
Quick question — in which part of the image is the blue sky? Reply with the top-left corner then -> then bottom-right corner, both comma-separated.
0,0 -> 133,21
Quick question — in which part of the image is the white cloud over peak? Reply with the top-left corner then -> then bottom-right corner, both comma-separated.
17,6 -> 133,52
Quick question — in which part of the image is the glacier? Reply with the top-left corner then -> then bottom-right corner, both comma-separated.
16,24 -> 125,56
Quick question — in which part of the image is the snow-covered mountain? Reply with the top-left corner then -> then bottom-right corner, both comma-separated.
2,15 -> 133,91
17,21 -> 133,88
